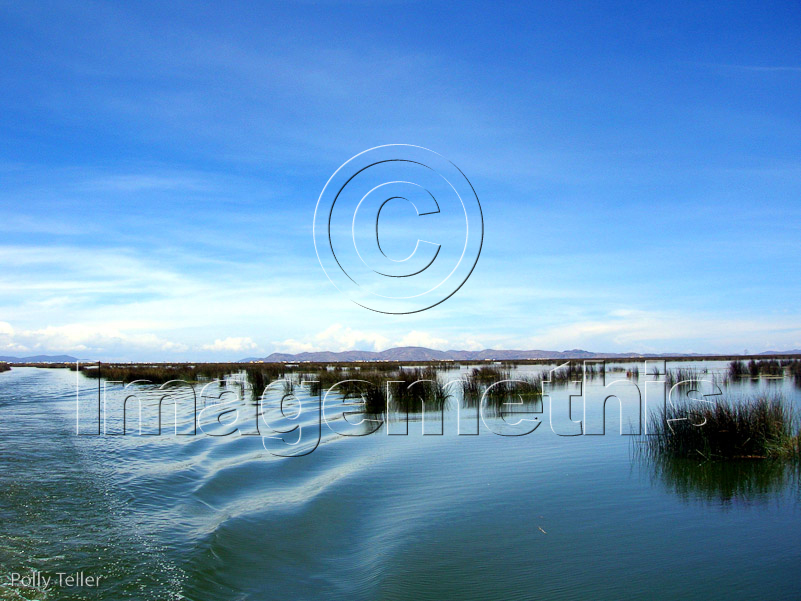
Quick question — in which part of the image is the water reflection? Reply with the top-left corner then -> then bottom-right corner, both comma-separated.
644,456 -> 800,506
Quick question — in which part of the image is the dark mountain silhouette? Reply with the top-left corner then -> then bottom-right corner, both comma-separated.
244,346 -> 801,363
249,346 -> 662,363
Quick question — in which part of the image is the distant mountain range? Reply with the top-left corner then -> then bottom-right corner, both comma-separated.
242,346 -> 801,363
0,354 -> 79,363
2,348 -> 799,365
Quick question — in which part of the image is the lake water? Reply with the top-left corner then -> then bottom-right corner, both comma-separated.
1,364 -> 799,600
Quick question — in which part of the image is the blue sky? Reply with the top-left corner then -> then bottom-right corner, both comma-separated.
1,0 -> 800,360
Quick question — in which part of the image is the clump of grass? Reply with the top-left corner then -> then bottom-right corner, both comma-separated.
728,360 -> 747,379
305,378 -> 323,397
744,358 -> 782,377
547,361 -> 602,384
73,363 -> 200,384
462,366 -> 509,406
757,359 -> 782,376
430,361 -> 460,371
71,362 -> 275,385
245,366 -> 266,397
470,365 -> 509,381
0,362 -> 10,373
644,394 -> 800,461
789,360 -> 801,384
462,366 -> 542,407
665,367 -> 707,389
385,367 -> 448,412
729,358 -> 793,380
244,364 -> 288,398
366,366 -> 451,413
312,366 -> 453,415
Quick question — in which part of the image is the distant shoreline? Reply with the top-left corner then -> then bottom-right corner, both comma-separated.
5,352 -> 801,368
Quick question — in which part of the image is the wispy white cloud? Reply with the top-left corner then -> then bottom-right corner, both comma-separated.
275,324 -> 391,354
0,322 -> 189,356
523,309 -> 801,354
201,337 -> 258,352
395,330 -> 449,349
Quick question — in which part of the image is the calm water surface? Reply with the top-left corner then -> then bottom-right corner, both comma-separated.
1,365 -> 799,600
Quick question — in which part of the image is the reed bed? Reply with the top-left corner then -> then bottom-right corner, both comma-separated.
462,366 -> 506,406
461,361 -> 609,408
244,364 -> 289,398
665,367 -> 708,389
555,361 -> 603,381
278,365 -> 455,414
728,359 -> 800,380
72,363 -> 258,384
643,394 -> 800,461
73,364 -> 200,384
790,360 -> 801,382
353,366 -> 453,414
0,363 -> 10,373
462,366 -> 543,407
